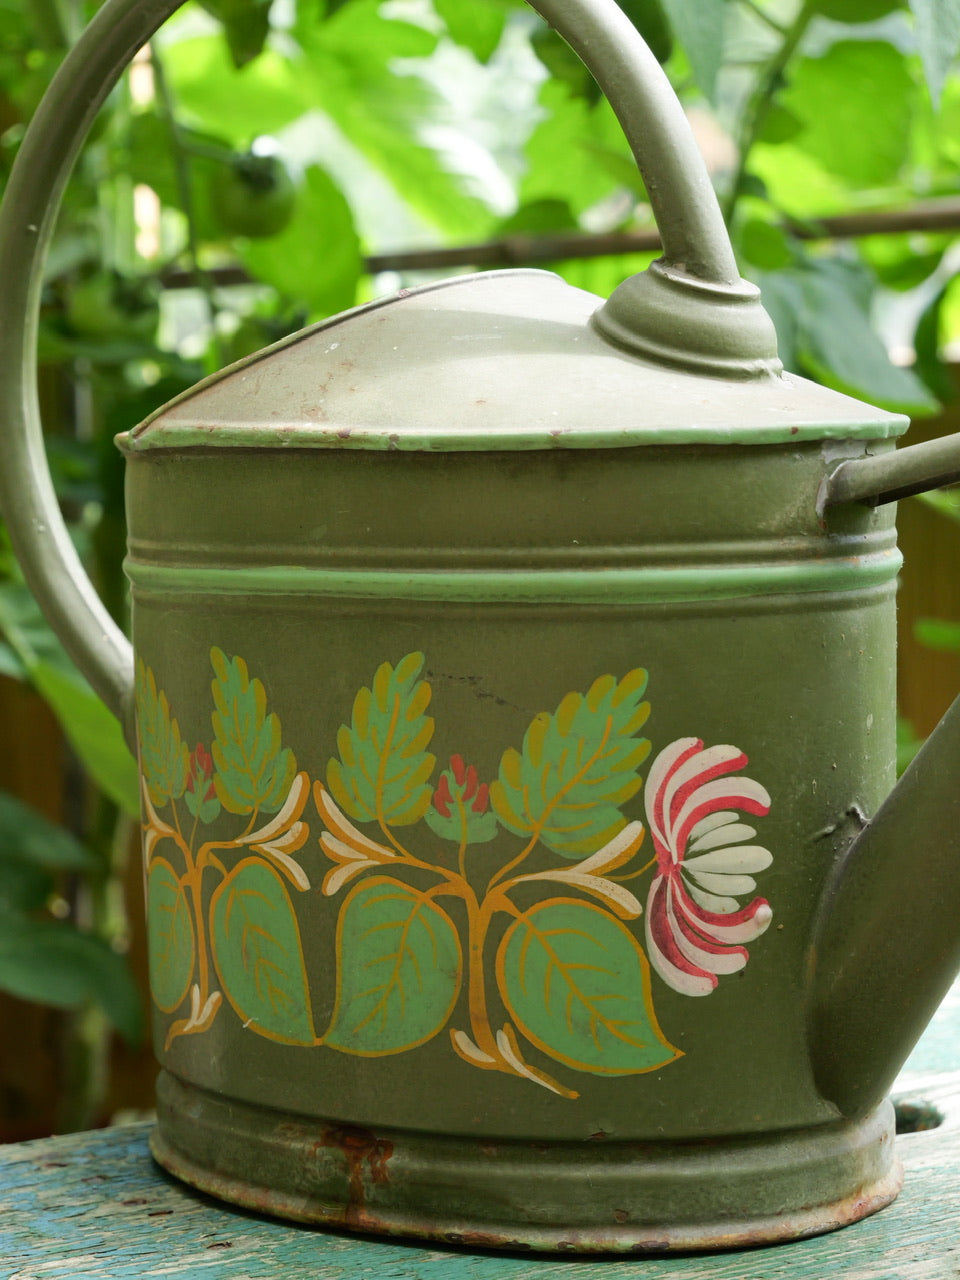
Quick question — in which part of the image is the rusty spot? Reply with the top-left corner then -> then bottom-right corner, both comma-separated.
613,1209 -> 630,1224
319,1124 -> 394,1226
791,426 -> 799,435
588,1129 -> 609,1141
337,428 -> 352,439
443,1231 -> 533,1251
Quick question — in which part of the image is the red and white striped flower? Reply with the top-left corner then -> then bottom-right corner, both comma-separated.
644,738 -> 773,997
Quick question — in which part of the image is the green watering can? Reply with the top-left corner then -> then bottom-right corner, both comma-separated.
5,0 -> 960,1253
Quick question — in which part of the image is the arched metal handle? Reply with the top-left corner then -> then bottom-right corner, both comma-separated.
0,0 -> 780,741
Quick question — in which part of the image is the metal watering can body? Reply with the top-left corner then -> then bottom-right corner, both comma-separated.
3,0 -> 960,1253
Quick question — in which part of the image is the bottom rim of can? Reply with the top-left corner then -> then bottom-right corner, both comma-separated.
150,1071 -> 903,1254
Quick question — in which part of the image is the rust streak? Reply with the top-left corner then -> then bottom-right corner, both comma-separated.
318,1124 -> 395,1226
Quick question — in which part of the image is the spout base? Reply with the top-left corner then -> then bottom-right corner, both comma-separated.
151,1070 -> 901,1253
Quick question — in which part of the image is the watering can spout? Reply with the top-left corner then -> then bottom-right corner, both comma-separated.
808,694 -> 960,1118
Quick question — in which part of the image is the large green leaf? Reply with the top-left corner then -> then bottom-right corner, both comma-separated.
790,260 -> 938,414
618,0 -> 674,64
660,0 -> 725,102
0,914 -> 143,1044
435,0 -> 513,62
240,165 -> 361,317
914,617 -> 960,651
490,669 -> 650,858
324,876 -> 461,1054
909,0 -> 960,105
34,661 -> 139,817
211,858 -> 315,1044
779,42 -> 913,188
163,37 -> 311,142
210,647 -> 296,815
497,898 -> 679,1074
0,790 -> 97,871
814,0 -> 904,18
302,5 -> 492,239
136,659 -> 189,810
147,858 -> 196,1014
327,652 -> 435,829
520,80 -> 637,217
0,586 -> 139,816
122,112 -> 228,242
200,0 -> 272,68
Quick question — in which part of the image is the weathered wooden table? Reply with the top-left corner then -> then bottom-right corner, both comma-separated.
3,988 -> 960,1280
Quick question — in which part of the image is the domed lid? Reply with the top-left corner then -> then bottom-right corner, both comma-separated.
119,270 -> 905,455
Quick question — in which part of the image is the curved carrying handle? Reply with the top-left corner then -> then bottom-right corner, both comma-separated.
0,0 -> 777,742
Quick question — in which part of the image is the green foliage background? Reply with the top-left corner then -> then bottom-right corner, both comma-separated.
1,0 -> 960,1127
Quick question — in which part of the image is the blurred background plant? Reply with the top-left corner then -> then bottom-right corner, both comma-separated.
1,0 -> 959,1135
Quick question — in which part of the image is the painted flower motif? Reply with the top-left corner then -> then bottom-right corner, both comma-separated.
315,782 -> 399,895
425,755 -> 498,845
644,738 -> 773,997
184,742 -> 220,823
239,771 -> 312,890
188,743 -> 215,799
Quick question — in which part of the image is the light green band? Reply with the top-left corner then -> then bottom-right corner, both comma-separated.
126,550 -> 902,605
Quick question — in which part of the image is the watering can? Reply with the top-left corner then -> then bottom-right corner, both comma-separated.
5,0 -> 960,1254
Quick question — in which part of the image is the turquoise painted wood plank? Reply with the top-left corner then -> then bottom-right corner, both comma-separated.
0,1115 -> 958,1280
1,986 -> 959,1280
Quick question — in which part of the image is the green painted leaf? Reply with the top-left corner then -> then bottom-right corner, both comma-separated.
660,0 -> 725,102
327,652 -> 435,829
490,669 -> 650,858
211,858 -> 315,1044
910,0 -> 960,106
147,858 -> 196,1014
325,876 -> 461,1055
425,755 -> 498,846
136,659 -> 189,809
241,166 -> 361,319
497,898 -> 680,1075
210,648 -> 297,816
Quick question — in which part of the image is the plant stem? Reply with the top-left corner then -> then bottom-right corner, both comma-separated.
465,890 -> 499,1060
722,0 -> 819,225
